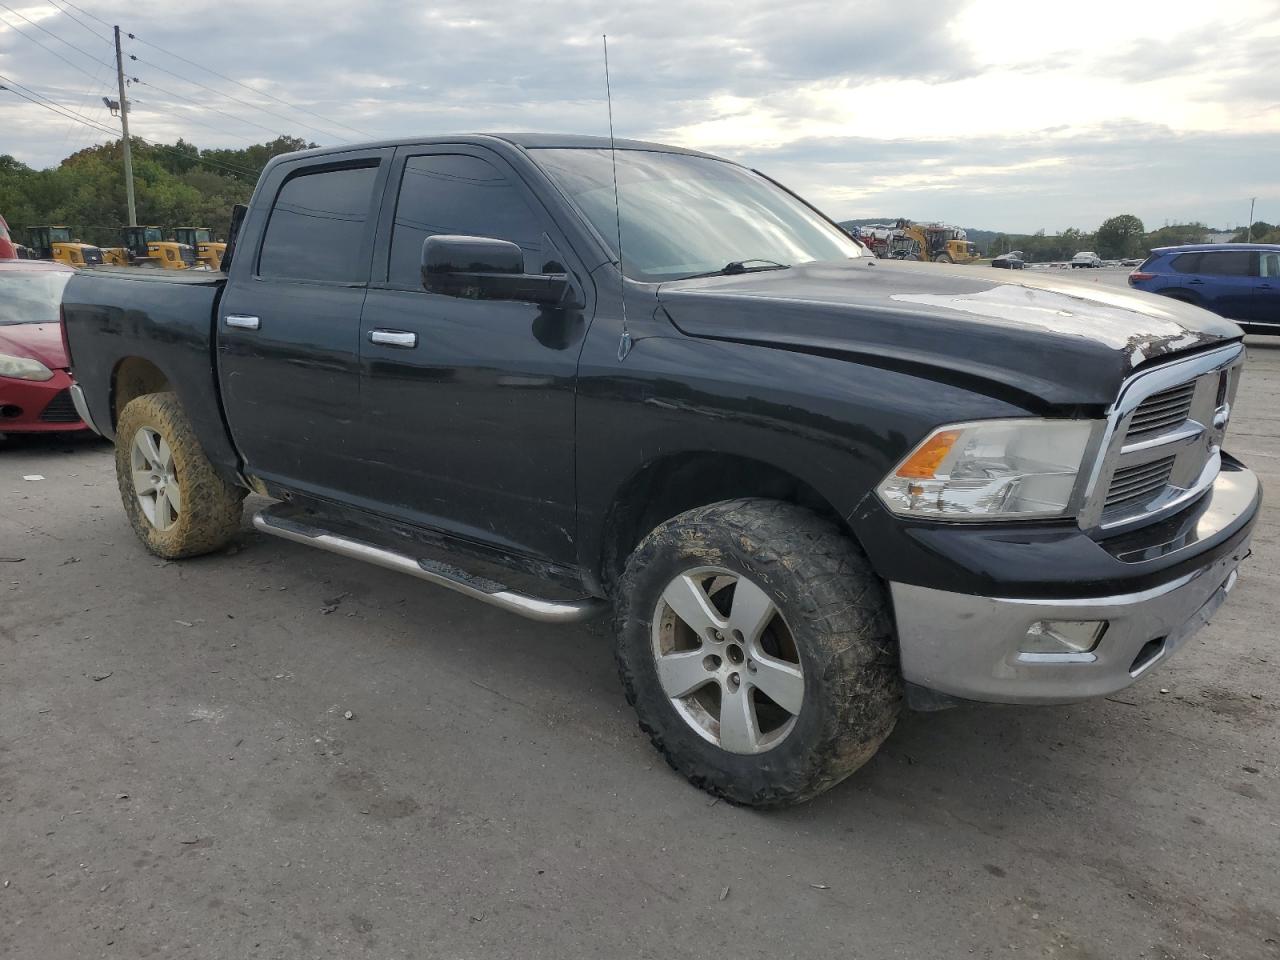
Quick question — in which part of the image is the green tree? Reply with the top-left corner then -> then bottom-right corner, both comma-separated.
1144,222 -> 1209,251
1095,214 -> 1145,259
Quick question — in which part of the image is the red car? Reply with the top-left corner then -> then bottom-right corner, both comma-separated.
0,214 -> 18,260
0,260 -> 86,433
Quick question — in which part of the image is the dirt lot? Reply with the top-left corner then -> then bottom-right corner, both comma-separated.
2,339 -> 1279,960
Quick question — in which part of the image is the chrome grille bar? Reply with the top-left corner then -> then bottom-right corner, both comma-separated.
1078,343 -> 1243,534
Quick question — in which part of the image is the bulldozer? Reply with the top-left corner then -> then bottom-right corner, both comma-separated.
28,225 -> 104,267
872,220 -> 980,264
173,226 -> 226,270
101,226 -> 197,269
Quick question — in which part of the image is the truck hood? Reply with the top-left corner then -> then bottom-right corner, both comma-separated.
657,259 -> 1242,409
0,323 -> 68,370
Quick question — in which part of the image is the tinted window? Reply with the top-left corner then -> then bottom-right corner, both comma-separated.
389,154 -> 545,286
1198,250 -> 1255,277
1171,253 -> 1202,273
1261,252 -> 1280,278
0,270 -> 72,325
259,164 -> 378,282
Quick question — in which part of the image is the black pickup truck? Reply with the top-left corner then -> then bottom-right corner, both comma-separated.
63,134 -> 1260,807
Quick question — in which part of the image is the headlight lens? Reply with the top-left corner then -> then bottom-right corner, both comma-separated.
0,353 -> 54,382
877,419 -> 1098,519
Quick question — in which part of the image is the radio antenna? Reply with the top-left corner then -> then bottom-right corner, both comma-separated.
603,33 -> 632,360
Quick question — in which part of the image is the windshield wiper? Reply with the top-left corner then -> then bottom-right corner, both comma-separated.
681,259 -> 790,280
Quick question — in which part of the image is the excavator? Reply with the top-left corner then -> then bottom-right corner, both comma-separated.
101,225 -> 197,269
173,226 -> 226,270
28,225 -> 104,267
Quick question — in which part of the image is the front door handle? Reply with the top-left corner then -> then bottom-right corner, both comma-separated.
369,329 -> 417,348
225,314 -> 260,330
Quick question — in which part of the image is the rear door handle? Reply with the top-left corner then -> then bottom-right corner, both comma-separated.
225,314 -> 260,330
1187,279 -> 1204,285
369,329 -> 417,348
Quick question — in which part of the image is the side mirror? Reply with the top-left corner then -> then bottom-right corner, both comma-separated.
422,235 -> 576,307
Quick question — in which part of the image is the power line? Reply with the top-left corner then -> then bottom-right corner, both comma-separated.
131,74 -> 303,140
128,92 -> 265,145
0,6 -> 105,83
0,73 -> 261,177
0,0 -> 113,69
45,0 -> 109,30
127,30 -> 374,140
128,51 -> 350,143
42,0 -> 112,46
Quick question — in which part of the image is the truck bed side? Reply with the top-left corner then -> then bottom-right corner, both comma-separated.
62,268 -> 241,482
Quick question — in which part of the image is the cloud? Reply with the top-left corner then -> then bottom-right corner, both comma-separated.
1,0 -> 1276,231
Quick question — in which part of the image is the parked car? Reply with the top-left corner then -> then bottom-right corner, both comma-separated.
0,214 -> 18,260
991,252 -> 1025,269
1071,251 -> 1103,268
1121,257 -> 1142,267
0,260 -> 85,433
1127,244 -> 1280,334
62,134 -> 1258,807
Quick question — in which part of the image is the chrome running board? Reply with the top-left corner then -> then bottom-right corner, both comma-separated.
252,510 -> 607,624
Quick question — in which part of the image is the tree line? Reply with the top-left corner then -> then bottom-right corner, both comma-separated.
0,135 -> 315,248
987,213 -> 1278,261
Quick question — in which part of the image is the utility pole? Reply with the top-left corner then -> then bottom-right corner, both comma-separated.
1247,197 -> 1256,242
114,25 -> 136,227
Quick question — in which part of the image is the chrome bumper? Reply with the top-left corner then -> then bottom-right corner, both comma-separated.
891,467 -> 1257,705
68,383 -> 101,435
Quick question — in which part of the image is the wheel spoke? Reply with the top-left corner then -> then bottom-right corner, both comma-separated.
749,653 -> 805,716
165,478 -> 182,514
718,685 -> 760,753
655,648 -> 714,700
727,577 -> 776,643
662,574 -> 726,637
153,487 -> 172,528
136,429 -> 162,469
156,436 -> 173,471
132,469 -> 157,495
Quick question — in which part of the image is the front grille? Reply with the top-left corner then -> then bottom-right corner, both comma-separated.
1104,456 -> 1175,514
39,389 -> 80,423
1126,383 -> 1195,439
1085,345 -> 1243,533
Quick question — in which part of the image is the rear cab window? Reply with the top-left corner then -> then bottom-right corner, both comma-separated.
258,164 -> 380,282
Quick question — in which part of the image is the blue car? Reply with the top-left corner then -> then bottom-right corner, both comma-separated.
1128,243 -> 1280,334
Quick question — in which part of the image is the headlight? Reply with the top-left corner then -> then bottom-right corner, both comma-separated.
0,353 -> 54,382
877,419 -> 1098,520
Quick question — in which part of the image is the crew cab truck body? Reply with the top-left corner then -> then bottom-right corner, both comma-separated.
63,134 -> 1260,807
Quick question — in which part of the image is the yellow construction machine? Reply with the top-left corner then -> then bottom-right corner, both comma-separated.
874,220 -> 980,264
28,225 -> 104,267
101,226 -> 197,269
173,226 -> 226,270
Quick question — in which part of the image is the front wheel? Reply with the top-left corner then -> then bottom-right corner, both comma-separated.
115,392 -> 245,559
933,254 -> 953,264
614,499 -> 902,808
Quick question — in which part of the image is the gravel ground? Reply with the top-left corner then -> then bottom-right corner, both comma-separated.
1,333 -> 1278,960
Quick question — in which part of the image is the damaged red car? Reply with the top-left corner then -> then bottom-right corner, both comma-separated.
0,260 -> 85,433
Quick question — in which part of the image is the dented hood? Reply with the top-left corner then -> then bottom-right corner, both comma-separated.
657,258 -> 1242,408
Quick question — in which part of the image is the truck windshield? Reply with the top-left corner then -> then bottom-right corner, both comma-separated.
532,148 -> 863,282
0,271 -> 72,325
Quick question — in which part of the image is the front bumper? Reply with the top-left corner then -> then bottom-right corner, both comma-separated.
891,462 -> 1259,704
0,369 -> 87,433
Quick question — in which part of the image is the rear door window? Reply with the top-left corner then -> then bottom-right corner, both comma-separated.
258,164 -> 380,282
1197,250 -> 1255,277
1258,252 -> 1279,278
1170,253 -> 1202,273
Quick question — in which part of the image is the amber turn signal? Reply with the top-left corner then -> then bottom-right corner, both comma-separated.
895,429 -> 960,479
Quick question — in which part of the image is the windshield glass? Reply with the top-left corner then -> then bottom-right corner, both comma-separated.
532,148 -> 862,282
145,227 -> 163,243
0,270 -> 72,325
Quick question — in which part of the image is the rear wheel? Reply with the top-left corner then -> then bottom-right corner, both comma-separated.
934,254 -> 953,264
114,392 -> 245,559
614,499 -> 902,808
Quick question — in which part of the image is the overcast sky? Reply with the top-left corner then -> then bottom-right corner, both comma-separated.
1,0 -> 1276,232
